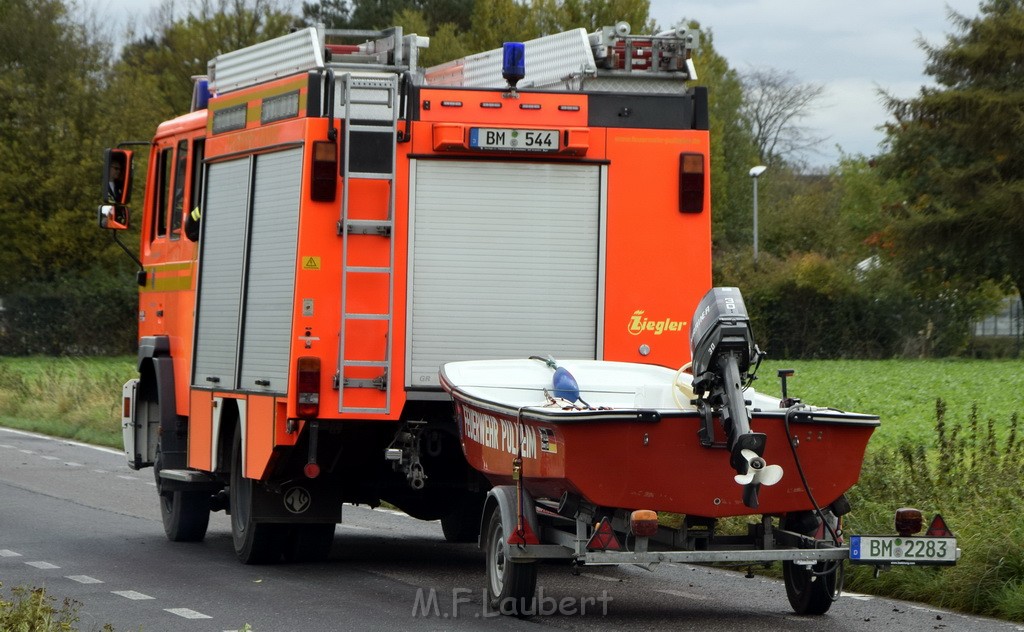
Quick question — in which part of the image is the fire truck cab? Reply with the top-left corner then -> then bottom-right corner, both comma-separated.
100,22 -> 711,563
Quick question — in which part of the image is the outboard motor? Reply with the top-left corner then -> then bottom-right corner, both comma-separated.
689,287 -> 781,508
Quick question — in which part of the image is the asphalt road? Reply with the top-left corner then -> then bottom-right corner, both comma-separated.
2,426 -> 1021,632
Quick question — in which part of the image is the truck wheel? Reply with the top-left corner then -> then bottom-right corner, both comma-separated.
154,449 -> 210,542
484,508 -> 537,616
230,433 -> 283,564
783,560 -> 840,615
281,523 -> 336,563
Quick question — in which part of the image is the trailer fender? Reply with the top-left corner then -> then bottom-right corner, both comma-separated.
479,486 -> 541,551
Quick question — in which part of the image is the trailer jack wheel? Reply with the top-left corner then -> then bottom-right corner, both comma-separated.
230,432 -> 284,564
783,560 -> 841,615
484,508 -> 537,617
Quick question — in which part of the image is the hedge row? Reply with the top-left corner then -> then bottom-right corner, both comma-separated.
0,271 -> 137,356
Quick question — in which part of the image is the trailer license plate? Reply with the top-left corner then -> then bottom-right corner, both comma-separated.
849,535 -> 958,565
469,128 -> 558,152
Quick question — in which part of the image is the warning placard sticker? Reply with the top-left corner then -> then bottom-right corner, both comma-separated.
301,256 -> 321,270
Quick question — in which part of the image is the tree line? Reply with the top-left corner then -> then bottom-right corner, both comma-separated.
0,0 -> 1019,358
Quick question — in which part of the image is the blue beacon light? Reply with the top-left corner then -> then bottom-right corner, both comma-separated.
502,42 -> 525,90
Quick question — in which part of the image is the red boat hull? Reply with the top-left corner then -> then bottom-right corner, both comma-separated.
453,397 -> 877,518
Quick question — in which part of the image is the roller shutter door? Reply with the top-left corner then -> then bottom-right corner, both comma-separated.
192,148 -> 302,391
408,160 -> 602,387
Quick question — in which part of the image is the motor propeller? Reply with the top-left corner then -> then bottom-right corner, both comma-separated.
734,449 -> 784,486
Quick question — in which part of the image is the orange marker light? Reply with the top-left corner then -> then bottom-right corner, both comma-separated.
630,509 -> 659,537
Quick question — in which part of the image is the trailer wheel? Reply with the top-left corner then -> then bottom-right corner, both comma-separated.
484,508 -> 537,616
230,433 -> 283,564
783,560 -> 840,615
154,448 -> 210,542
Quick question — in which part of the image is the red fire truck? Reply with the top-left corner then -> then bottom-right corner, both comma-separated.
99,22 -> 708,564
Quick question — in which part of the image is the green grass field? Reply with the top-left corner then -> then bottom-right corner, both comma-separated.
1,355 -> 1022,620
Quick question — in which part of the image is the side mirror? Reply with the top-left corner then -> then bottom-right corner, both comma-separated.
98,204 -> 129,231
102,148 -> 134,206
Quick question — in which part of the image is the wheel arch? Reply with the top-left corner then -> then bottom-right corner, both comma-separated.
479,486 -> 540,551
138,335 -> 185,466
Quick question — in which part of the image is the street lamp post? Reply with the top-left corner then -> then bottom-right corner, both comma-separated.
749,165 -> 767,264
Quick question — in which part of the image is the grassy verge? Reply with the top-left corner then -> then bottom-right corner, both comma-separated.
0,356 -> 132,448
759,359 -> 1024,620
1,356 -> 1022,620
0,581 -> 113,631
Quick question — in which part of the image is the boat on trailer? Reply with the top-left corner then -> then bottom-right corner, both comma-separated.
440,287 -> 959,616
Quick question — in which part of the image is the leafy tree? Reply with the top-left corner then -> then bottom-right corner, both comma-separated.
464,0 -> 534,51
531,0 -> 653,34
879,0 -> 1024,300
302,0 -> 351,27
349,0 -> 416,29
0,0 -> 117,296
392,8 -> 470,67
121,0 -> 298,115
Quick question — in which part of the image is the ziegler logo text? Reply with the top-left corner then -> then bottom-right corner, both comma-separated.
627,310 -> 687,336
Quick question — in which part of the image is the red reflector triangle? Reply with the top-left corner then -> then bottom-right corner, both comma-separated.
586,517 -> 622,551
926,514 -> 954,537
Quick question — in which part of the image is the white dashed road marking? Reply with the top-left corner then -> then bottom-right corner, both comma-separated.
112,590 -> 155,600
3,428 -> 224,625
66,575 -> 104,584
166,608 -> 212,619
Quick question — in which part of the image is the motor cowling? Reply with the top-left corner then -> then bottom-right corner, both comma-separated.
689,286 -> 755,380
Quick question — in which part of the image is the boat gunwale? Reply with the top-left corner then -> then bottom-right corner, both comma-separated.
439,372 -> 881,428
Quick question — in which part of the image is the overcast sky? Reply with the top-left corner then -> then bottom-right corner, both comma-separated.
646,0 -> 983,166
88,0 -> 983,167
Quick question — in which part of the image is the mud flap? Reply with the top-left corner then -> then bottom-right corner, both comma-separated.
248,479 -> 344,524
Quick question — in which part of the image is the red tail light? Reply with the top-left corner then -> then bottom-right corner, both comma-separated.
296,356 -> 321,418
311,140 -> 337,202
679,152 -> 705,213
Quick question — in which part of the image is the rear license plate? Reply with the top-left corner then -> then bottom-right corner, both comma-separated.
469,128 -> 558,152
849,535 -> 958,565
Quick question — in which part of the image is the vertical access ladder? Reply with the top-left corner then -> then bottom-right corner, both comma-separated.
336,71 -> 400,414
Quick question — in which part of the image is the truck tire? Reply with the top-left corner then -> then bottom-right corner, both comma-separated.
154,448 -> 210,542
484,507 -> 537,616
230,432 -> 283,564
